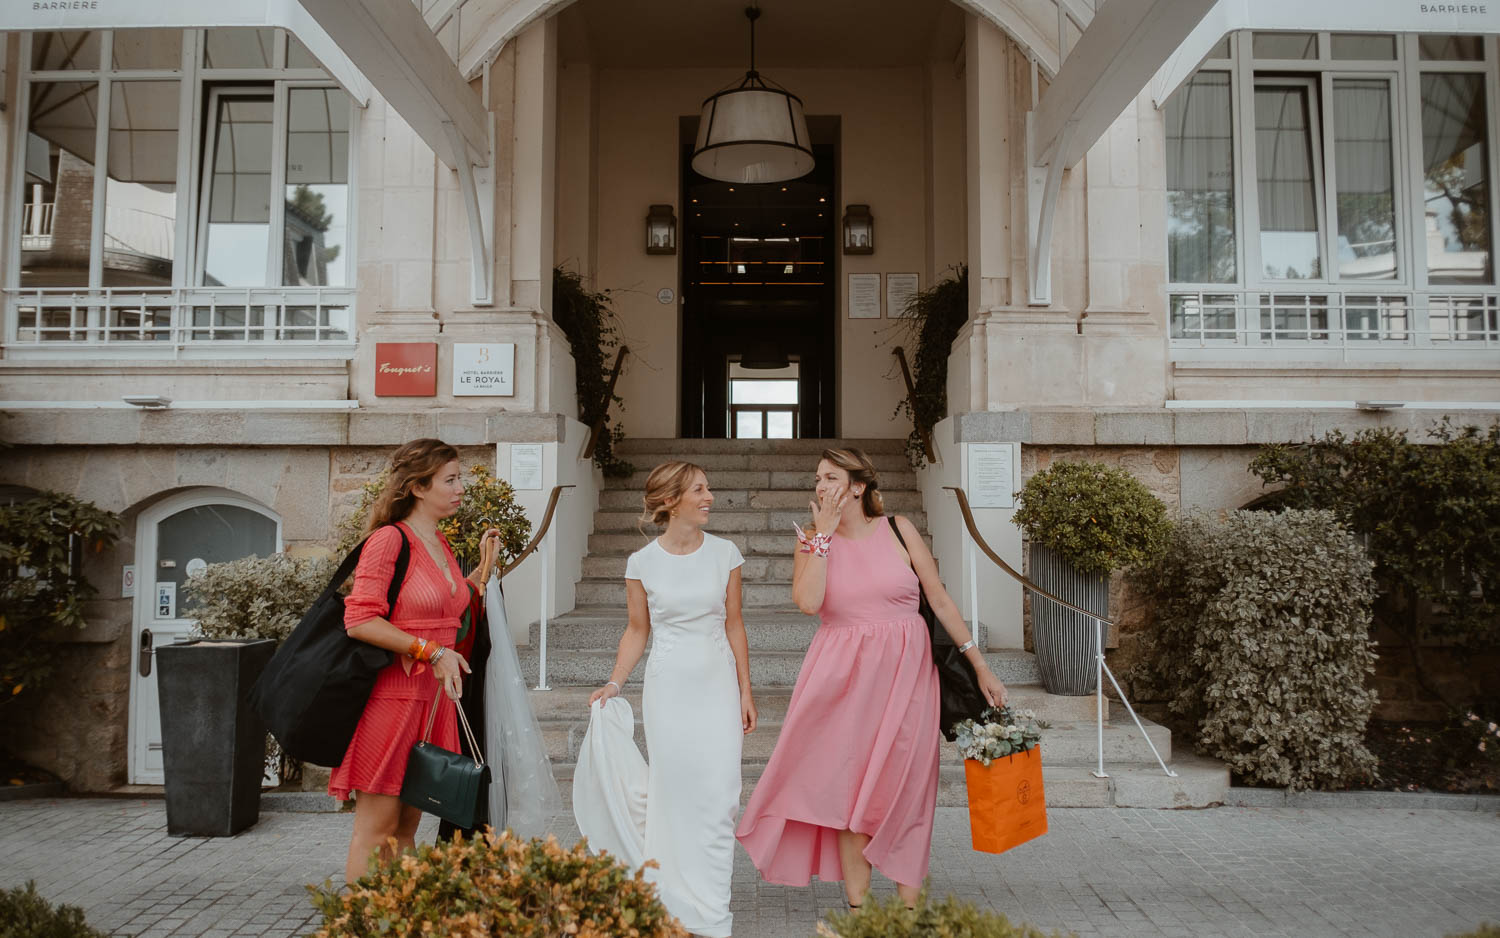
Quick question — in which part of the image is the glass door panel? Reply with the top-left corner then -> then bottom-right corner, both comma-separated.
201,92 -> 273,287
1332,80 -> 1397,280
1255,81 -> 1323,279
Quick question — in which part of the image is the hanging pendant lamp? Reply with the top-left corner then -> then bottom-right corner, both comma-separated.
691,6 -> 814,185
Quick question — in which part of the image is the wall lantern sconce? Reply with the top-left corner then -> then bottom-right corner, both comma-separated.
646,204 -> 677,255
843,204 -> 873,254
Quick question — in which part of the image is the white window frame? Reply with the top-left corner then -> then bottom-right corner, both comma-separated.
1167,30 -> 1500,360
4,28 -> 358,359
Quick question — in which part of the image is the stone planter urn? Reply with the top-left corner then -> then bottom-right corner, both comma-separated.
1028,544 -> 1108,696
156,638 -> 277,836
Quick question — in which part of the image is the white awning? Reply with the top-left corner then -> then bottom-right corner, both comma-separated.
1152,0 -> 1500,107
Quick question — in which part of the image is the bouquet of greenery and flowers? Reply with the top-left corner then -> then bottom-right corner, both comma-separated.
951,706 -> 1043,767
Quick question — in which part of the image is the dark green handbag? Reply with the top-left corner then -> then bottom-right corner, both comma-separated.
400,690 -> 490,830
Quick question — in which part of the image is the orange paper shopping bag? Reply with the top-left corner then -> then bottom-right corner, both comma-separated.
963,745 -> 1048,854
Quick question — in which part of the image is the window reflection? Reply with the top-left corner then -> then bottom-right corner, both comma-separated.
1255,82 -> 1322,279
104,82 -> 179,287
1333,80 -> 1397,280
31,31 -> 101,71
21,81 -> 99,287
203,29 -> 276,68
1421,74 -> 1492,284
283,88 -> 349,286
1166,72 -> 1236,283
202,95 -> 273,286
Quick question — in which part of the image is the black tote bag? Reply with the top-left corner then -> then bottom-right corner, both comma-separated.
248,527 -> 410,767
887,516 -> 988,740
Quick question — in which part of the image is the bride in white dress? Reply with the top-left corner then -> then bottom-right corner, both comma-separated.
575,461 -> 756,938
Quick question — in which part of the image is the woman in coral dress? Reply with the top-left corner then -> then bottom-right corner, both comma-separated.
736,448 -> 1008,908
332,438 -> 501,883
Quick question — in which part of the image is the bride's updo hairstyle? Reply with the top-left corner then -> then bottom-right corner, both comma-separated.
821,447 -> 884,519
640,460 -> 708,529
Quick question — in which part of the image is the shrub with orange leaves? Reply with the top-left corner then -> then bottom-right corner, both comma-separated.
307,830 -> 687,938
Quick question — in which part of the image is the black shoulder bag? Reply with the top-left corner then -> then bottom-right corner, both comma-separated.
887,516 -> 988,740
248,527 -> 410,767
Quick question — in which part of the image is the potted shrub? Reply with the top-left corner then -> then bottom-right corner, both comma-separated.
183,551 -> 338,789
818,890 -> 1069,938
1012,461 -> 1169,695
308,830 -> 687,937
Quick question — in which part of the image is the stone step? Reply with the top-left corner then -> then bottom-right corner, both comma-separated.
538,607 -> 1001,656
518,646 -> 1041,687
575,577 -> 802,607
585,531 -> 932,556
602,469 -> 921,491
596,488 -> 925,512
615,438 -> 908,455
529,681 -> 1106,724
547,757 -> 1224,809
535,710 -> 1169,766
619,452 -> 912,473
591,508 -> 928,534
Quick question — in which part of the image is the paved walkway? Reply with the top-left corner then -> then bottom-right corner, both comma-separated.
1,798 -> 1497,938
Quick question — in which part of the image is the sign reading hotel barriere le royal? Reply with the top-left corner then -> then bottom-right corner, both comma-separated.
452,343 -> 516,397
374,343 -> 437,397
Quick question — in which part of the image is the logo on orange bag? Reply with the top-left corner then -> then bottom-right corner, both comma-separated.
1016,779 -> 1032,805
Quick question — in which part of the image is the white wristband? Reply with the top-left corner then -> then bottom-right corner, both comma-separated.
956,639 -> 977,654
605,681 -> 620,691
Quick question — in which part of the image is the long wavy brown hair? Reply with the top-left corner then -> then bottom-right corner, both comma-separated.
363,438 -> 461,534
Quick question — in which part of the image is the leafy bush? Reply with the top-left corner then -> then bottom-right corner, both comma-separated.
892,264 -> 968,470
817,891 -> 1071,938
1012,461 -> 1171,574
0,491 -> 119,707
1133,510 -> 1379,790
554,266 -> 634,477
336,464 -> 531,570
1250,421 -> 1500,715
952,705 -> 1043,766
183,553 -> 336,644
1448,925 -> 1500,938
309,831 -> 686,938
0,881 -> 108,938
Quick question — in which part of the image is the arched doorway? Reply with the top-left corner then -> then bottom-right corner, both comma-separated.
128,489 -> 281,784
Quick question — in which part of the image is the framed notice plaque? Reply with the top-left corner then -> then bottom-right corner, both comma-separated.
453,343 -> 516,396
848,273 -> 881,319
966,443 -> 1017,509
374,343 -> 437,397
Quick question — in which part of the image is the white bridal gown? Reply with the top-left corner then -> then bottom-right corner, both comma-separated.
574,532 -> 745,938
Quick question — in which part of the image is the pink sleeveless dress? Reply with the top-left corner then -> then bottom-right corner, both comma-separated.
736,519 -> 941,887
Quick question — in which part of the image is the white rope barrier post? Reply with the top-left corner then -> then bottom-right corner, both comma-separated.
967,532 -> 979,644
534,524 -> 552,691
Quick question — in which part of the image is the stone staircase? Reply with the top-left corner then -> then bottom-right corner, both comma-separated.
520,438 -> 1226,808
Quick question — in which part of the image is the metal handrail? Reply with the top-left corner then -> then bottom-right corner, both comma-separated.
582,346 -> 629,460
893,346 -> 936,463
944,485 -> 1175,780
498,484 -> 574,580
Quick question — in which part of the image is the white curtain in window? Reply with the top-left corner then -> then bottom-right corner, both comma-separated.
1333,80 -> 1397,280
1166,72 -> 1236,283
1255,83 -> 1322,280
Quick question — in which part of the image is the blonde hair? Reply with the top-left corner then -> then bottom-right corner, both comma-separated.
364,438 -> 461,534
819,447 -> 884,521
640,460 -> 708,529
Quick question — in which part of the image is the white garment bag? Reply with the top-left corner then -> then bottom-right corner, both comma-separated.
483,574 -> 563,837
573,697 -> 649,867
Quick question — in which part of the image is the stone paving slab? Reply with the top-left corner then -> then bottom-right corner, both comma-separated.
2,798 -> 1498,938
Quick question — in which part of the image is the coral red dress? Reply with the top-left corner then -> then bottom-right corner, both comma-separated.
329,521 -> 465,801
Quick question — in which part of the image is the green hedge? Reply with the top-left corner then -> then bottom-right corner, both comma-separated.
1012,461 -> 1170,574
1132,510 -> 1379,790
817,891 -> 1072,938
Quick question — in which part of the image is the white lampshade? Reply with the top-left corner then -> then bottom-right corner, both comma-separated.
692,85 -> 813,185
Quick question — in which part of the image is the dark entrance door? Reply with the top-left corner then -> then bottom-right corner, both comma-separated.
679,129 -> 837,439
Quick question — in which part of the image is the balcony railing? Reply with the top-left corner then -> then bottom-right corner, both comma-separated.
5,287 -> 355,347
21,203 -> 54,251
1170,291 -> 1500,354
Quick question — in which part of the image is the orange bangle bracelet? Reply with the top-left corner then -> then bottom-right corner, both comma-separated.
407,637 -> 426,660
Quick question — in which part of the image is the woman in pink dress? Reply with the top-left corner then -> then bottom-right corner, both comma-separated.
736,447 -> 1008,908
333,438 -> 501,883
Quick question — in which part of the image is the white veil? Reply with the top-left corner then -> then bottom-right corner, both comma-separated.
483,573 -> 563,837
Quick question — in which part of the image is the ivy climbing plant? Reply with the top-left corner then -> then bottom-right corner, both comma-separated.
892,264 -> 968,469
552,267 -> 634,477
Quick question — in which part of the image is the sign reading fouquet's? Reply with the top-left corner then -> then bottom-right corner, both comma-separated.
374,343 -> 437,397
